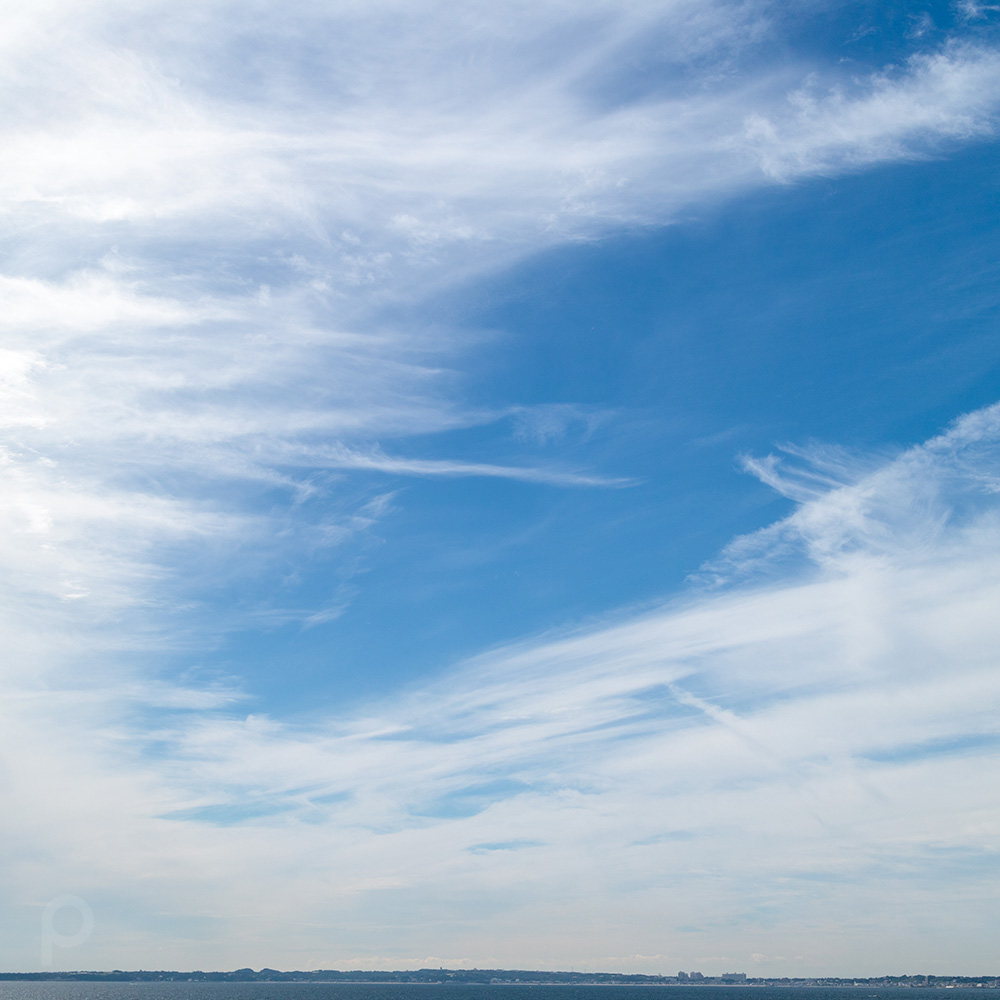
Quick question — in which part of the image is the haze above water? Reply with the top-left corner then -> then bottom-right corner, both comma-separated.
2,989 -> 996,1000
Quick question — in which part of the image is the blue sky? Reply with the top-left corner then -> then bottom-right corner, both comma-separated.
2,0 -> 1000,978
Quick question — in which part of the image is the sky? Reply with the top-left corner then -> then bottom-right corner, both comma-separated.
2,0 -> 1000,978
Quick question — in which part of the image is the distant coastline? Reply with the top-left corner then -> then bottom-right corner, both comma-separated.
0,971 -> 997,987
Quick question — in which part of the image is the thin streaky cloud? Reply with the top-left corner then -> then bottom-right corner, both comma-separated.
2,0 -> 1000,974
4,405 -> 1000,970
306,446 -> 634,487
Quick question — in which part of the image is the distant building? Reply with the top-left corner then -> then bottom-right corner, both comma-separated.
721,974 -> 747,983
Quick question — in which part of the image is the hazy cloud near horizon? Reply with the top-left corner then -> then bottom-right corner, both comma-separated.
5,405 -> 1000,973
1,0 -> 1000,976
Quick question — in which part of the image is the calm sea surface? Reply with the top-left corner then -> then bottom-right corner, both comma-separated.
0,986 -> 993,1000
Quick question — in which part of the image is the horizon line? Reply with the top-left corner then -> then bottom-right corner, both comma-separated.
2,969 -> 998,984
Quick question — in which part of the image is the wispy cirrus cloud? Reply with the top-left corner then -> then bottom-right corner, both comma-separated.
742,43 -> 1000,180
4,405 -> 999,972
3,0 -> 1000,973
2,2 -> 998,639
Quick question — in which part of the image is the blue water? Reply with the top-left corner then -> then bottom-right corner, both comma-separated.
0,985 -> 994,1000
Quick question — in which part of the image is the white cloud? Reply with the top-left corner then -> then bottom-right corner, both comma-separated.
3,4 -> 999,273
2,406 -> 999,972
0,3 -> 997,643
2,0 -> 1000,974
2,7 -> 998,568
742,44 -> 1000,181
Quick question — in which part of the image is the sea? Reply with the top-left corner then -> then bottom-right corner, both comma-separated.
0,985 -> 994,1000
